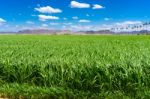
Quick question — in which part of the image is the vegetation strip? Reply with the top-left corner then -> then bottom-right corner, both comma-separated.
0,35 -> 150,98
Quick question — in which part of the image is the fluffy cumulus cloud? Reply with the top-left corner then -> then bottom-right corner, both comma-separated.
35,6 -> 62,14
92,4 -> 104,9
70,1 -> 90,8
79,19 -> 91,23
0,18 -> 6,25
38,15 -> 59,21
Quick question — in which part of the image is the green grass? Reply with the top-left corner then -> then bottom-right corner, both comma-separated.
0,35 -> 150,98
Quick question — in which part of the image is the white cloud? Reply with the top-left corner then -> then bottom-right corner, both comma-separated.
99,24 -> 113,30
67,24 -> 116,31
50,22 -> 59,25
42,24 -> 48,27
63,18 -> 67,20
63,22 -> 72,25
86,14 -> 90,17
70,1 -> 90,8
72,16 -> 78,20
79,19 -> 91,23
93,4 -> 104,9
35,6 -> 62,14
62,25 -> 67,29
104,18 -> 110,21
110,21 -> 145,32
31,14 -> 36,17
115,21 -> 142,26
38,15 -> 59,21
26,21 -> 34,24
67,25 -> 96,31
0,18 -> 6,25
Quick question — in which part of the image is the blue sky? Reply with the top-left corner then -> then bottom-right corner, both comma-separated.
0,0 -> 150,31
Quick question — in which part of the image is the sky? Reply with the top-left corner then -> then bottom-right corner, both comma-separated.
0,0 -> 150,32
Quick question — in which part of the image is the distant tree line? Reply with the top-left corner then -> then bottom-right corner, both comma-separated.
111,22 -> 150,33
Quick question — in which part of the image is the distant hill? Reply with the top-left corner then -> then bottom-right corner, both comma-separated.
0,29 -> 150,35
17,29 -> 72,34
116,30 -> 150,35
78,30 -> 114,34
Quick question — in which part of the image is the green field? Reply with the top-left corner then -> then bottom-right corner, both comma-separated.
0,35 -> 150,98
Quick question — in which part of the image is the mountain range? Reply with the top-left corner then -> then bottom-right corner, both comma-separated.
0,29 -> 150,35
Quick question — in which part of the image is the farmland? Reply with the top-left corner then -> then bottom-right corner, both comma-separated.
0,35 -> 150,98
